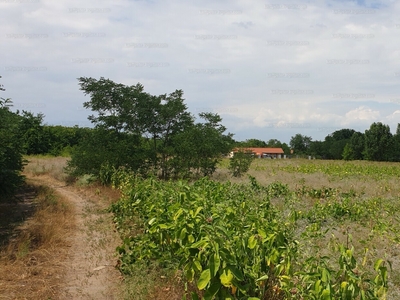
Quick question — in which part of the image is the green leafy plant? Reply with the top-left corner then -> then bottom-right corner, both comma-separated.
229,150 -> 254,177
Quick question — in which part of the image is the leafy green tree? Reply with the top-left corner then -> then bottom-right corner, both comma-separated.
323,129 -> 355,160
75,77 -> 232,179
342,131 -> 365,160
170,113 -> 234,178
363,122 -> 393,161
290,134 -> 312,155
309,140 -> 326,158
0,96 -> 25,199
17,111 -> 52,155
342,143 -> 353,161
67,127 -> 148,177
45,125 -> 92,156
391,123 -> 400,161
236,138 -> 267,148
266,138 -> 282,147
78,77 -> 194,179
228,149 -> 254,177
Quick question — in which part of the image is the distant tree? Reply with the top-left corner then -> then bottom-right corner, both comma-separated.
281,142 -> 291,155
309,140 -> 326,158
342,132 -> 365,160
363,122 -> 393,161
17,111 -> 52,155
391,123 -> 400,161
266,139 -> 282,147
342,143 -> 353,161
323,129 -> 355,160
229,149 -> 254,177
290,134 -> 312,155
236,139 -> 267,148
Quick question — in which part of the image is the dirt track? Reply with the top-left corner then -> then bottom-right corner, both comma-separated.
29,175 -> 122,299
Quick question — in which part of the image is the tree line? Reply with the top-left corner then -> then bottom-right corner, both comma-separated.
2,75 -> 399,200
288,124 -> 400,161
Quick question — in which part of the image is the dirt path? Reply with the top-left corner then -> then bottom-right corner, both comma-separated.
28,175 -> 122,299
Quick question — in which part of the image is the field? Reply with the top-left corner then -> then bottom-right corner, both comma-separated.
110,158 -> 400,299
3,156 -> 399,299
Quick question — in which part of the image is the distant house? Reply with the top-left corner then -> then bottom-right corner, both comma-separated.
230,147 -> 285,159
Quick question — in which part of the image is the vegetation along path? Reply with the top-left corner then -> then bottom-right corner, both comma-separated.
24,158 -> 122,299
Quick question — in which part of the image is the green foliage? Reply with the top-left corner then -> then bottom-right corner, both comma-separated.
110,173 -> 389,299
66,127 -> 148,178
236,139 -> 268,148
282,240 -> 389,299
345,132 -> 365,160
228,150 -> 254,177
323,129 -> 355,160
290,134 -> 312,155
342,143 -> 353,161
171,113 -> 234,178
111,174 -> 295,299
0,98 -> 25,199
75,77 -> 233,180
364,123 -> 393,161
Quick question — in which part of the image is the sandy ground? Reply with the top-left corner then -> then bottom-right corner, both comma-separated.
29,175 -> 122,299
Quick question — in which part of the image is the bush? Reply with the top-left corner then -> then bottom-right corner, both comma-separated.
228,150 -> 254,177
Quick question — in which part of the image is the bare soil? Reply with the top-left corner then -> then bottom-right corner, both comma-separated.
31,175 -> 122,299
1,158 -> 123,300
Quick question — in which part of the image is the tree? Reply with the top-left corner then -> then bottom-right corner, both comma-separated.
228,149 -> 254,177
391,123 -> 400,161
309,140 -> 326,158
342,143 -> 354,161
342,132 -> 364,160
0,93 -> 25,199
170,113 -> 234,178
236,139 -> 267,148
17,111 -> 52,155
77,77 -> 194,178
73,77 -> 232,179
266,139 -> 282,147
67,128 -> 148,177
290,134 -> 312,155
363,122 -> 393,161
321,129 -> 355,160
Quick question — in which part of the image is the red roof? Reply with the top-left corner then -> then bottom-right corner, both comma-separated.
234,147 -> 284,155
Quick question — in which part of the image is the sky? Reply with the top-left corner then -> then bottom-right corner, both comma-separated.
1,0 -> 399,144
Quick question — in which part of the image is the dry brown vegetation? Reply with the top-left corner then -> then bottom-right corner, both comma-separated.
22,156 -> 70,182
1,156 -> 124,299
0,184 -> 74,299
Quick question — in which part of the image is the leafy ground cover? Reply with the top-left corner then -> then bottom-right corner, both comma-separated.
110,158 -> 400,299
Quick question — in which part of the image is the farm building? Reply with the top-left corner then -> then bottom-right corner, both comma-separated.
230,147 -> 285,159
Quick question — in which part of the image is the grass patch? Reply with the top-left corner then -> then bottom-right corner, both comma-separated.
23,155 -> 71,182
0,183 -> 74,299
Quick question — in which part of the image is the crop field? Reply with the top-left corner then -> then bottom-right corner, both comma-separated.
110,158 -> 400,299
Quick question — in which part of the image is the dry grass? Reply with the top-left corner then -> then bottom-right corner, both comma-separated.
0,183 -> 74,300
23,156 -> 71,182
213,158 -> 400,198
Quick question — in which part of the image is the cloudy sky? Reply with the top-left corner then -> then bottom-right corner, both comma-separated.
1,0 -> 399,143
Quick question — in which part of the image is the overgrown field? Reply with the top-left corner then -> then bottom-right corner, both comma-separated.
109,159 -> 400,299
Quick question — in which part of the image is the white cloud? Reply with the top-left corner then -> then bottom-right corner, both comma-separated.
342,106 -> 381,125
1,0 -> 399,142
